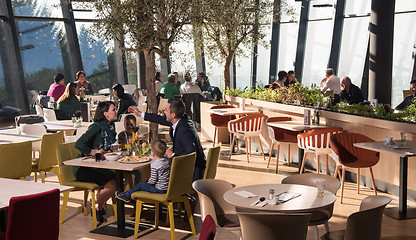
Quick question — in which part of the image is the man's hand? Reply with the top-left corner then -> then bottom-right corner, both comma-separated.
128,106 -> 141,116
89,149 -> 103,156
165,148 -> 174,158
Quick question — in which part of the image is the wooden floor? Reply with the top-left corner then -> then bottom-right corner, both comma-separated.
37,139 -> 416,240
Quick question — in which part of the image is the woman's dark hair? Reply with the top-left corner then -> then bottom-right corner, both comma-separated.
112,84 -> 125,97
168,98 -> 185,118
94,101 -> 115,122
278,71 -> 287,80
57,82 -> 77,104
76,70 -> 85,79
54,73 -> 64,83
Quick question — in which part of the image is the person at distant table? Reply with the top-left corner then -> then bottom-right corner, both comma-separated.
396,78 -> 416,110
160,73 -> 180,99
340,76 -> 364,104
196,72 -> 211,92
269,70 -> 287,90
181,72 -> 205,97
321,68 -> 341,95
75,70 -> 93,96
56,82 -> 81,118
155,72 -> 163,93
112,84 -> 137,117
47,73 -> 66,101
284,70 -> 298,87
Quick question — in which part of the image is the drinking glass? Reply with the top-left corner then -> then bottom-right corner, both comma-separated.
316,179 -> 325,196
400,131 -> 407,145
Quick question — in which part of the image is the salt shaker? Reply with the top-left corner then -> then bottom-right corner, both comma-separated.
269,189 -> 275,200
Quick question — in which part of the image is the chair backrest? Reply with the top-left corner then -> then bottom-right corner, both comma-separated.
89,95 -> 107,102
158,98 -> 169,113
6,189 -> 60,240
344,196 -> 391,240
122,84 -> 137,94
203,145 -> 221,179
237,212 -> 311,240
165,152 -> 196,201
38,131 -> 64,170
35,105 -> 44,116
56,142 -> 80,184
403,89 -> 413,99
20,123 -> 47,136
228,113 -> 265,134
330,132 -> 379,168
281,173 -> 341,195
199,214 -> 216,240
0,141 -> 32,179
266,116 -> 293,141
210,105 -> 235,127
115,121 -> 125,135
192,179 -> 236,226
297,127 -> 343,150
43,108 -> 57,122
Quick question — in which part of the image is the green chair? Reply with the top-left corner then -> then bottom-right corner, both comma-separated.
31,131 -> 64,183
131,152 -> 197,240
203,145 -> 221,179
56,142 -> 117,229
0,141 -> 32,180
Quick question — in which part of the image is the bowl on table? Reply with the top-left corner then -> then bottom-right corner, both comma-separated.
104,152 -> 121,161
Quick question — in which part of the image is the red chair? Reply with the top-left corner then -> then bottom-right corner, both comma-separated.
199,214 -> 216,240
266,117 -> 298,173
0,189 -> 60,240
330,132 -> 379,204
210,105 -> 235,147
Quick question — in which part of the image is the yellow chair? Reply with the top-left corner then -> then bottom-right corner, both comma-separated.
203,145 -> 221,179
56,142 -> 117,229
0,141 -> 32,180
131,153 -> 197,240
31,131 -> 64,183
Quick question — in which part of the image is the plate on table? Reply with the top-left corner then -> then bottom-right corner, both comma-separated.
118,156 -> 151,164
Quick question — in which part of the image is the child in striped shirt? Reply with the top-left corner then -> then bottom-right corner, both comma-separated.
116,139 -> 171,202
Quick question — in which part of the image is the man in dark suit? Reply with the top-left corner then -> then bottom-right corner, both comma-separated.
129,98 -> 206,181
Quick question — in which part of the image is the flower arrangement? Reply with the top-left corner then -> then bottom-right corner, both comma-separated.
125,131 -> 151,157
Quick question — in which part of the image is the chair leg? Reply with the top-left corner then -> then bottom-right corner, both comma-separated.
325,155 -> 329,175
60,191 -> 70,224
184,199 -> 197,235
34,171 -> 38,182
300,152 -> 308,174
112,196 -> 117,221
257,136 -> 266,161
134,200 -> 143,239
287,144 -> 291,165
369,167 -> 377,195
357,168 -> 360,194
316,154 -> 320,174
249,137 -> 252,157
313,225 -> 319,240
229,135 -> 237,160
168,202 -> 176,240
267,143 -> 274,168
213,127 -> 217,147
91,191 -> 97,229
155,203 -> 160,229
83,190 -> 89,215
324,221 -> 330,233
341,167 -> 346,204
245,138 -> 249,163
41,171 -> 46,183
334,165 -> 339,179
276,144 -> 281,174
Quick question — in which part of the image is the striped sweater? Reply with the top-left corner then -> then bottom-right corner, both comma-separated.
148,157 -> 171,191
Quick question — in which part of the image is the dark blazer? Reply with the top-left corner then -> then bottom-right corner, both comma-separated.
144,113 -> 206,169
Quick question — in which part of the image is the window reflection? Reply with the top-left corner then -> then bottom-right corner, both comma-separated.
11,0 -> 62,18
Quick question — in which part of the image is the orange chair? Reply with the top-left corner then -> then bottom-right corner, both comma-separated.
228,113 -> 266,162
329,132 -> 379,203
210,105 -> 235,147
297,127 -> 343,175
266,117 -> 298,173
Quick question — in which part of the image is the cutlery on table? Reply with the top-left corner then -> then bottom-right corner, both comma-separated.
251,197 -> 266,206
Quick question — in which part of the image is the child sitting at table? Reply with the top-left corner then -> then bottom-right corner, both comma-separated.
116,139 -> 171,202
118,114 -> 139,148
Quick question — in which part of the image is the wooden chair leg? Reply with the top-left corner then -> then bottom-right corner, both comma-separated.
316,154 -> 320,174
325,155 -> 329,175
134,200 -> 143,239
340,168 -> 346,204
275,144 -> 281,174
155,203 -> 160,229
287,144 -> 291,165
334,165 -> 339,179
245,138 -> 249,163
369,167 -> 377,195
357,168 -> 360,194
229,135 -> 236,161
300,152 -> 308,174
184,199 -> 197,235
213,127 -> 217,147
83,190 -> 89,215
41,171 -> 46,183
267,143 -> 274,168
60,191 -> 70,224
34,171 -> 38,182
168,202 -> 176,240
258,136 -> 266,161
91,191 -> 97,229
112,196 -> 117,221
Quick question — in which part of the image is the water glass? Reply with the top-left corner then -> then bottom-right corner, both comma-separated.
400,132 -> 407,144
316,179 -> 325,196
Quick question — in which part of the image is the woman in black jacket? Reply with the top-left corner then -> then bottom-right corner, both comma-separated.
112,84 -> 137,118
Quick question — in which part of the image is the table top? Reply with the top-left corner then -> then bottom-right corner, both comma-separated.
223,184 -> 336,212
0,178 -> 73,210
64,156 -> 153,172
354,141 -> 416,158
0,129 -> 42,144
38,120 -> 92,132
206,108 -> 260,116
267,121 -> 328,131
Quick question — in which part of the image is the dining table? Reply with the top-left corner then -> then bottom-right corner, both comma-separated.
223,183 -> 336,212
0,128 -> 42,144
266,121 -> 328,173
38,120 -> 92,135
354,140 -> 416,220
63,156 -> 153,237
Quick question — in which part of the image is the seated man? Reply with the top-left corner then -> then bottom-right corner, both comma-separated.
321,68 -> 341,95
129,98 -> 206,181
396,78 -> 416,110
160,73 -> 180,99
340,76 -> 364,104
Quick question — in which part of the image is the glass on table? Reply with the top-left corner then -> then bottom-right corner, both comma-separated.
400,131 -> 407,145
316,179 -> 325,196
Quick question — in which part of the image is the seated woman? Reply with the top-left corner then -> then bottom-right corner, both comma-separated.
118,114 -> 138,148
56,82 -> 81,119
112,84 -> 137,118
74,101 -> 117,223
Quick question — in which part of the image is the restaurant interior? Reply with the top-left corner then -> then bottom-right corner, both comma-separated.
1,0 -> 416,240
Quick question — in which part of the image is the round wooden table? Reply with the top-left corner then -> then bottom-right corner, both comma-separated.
223,184 -> 336,213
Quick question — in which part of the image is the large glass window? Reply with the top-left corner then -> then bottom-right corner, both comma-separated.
345,0 -> 371,15
308,0 -> 337,20
75,22 -> 115,94
338,17 -> 370,88
235,48 -> 251,89
277,22 -> 299,75
0,21 -> 15,107
395,0 -> 416,13
257,24 -> 272,87
392,12 -> 416,107
302,20 -> 334,87
11,0 -> 62,18
204,53 -> 223,89
71,2 -> 97,19
16,20 -> 69,106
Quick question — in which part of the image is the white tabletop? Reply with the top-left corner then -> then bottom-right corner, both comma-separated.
267,121 -> 328,131
354,141 -> 416,158
206,108 -> 260,116
38,120 -> 92,132
0,178 -> 73,210
0,129 -> 42,144
223,184 -> 336,212
64,157 -> 153,172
